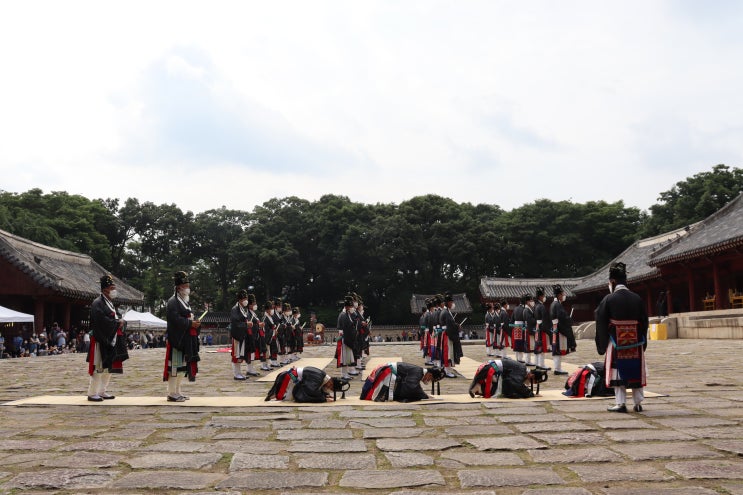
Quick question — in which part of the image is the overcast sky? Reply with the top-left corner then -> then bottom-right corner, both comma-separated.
1,1 -> 742,214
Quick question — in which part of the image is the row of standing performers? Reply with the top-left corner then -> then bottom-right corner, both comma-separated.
418,285 -> 578,377
335,293 -> 372,380
228,290 -> 306,381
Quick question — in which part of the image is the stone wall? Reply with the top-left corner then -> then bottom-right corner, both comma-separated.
574,309 -> 743,340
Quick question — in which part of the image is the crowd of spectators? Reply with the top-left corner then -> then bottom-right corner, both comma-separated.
0,323 -> 172,358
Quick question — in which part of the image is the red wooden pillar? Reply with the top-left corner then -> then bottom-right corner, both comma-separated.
713,262 -> 722,310
687,268 -> 696,312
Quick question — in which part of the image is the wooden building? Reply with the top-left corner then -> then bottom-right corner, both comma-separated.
409,293 -> 472,314
479,192 -> 743,322
0,228 -> 143,338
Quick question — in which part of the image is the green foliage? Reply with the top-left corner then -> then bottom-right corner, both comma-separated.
640,164 -> 743,236
2,163 -> 739,323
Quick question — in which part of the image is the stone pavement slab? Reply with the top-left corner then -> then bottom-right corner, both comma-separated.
288,439 -> 367,452
229,453 -> 289,470
339,469 -> 445,489
465,435 -> 546,450
113,471 -> 225,490
297,453 -> 377,469
3,339 -> 743,494
666,459 -> 743,479
528,446 -> 622,463
568,463 -> 675,482
218,471 -> 328,490
126,452 -> 223,469
531,431 -> 607,445
440,451 -> 524,466
610,441 -> 724,460
385,451 -> 434,467
377,438 -> 460,451
4,468 -> 121,490
458,467 -> 564,487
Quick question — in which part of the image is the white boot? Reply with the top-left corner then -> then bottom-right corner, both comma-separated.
501,348 -> 508,359
444,367 -> 457,378
341,366 -> 352,380
631,387 -> 645,412
553,355 -> 567,375
515,351 -> 523,363
233,363 -> 246,380
87,373 -> 102,401
246,363 -> 260,376
260,361 -> 270,371
175,376 -> 188,400
167,376 -> 183,402
98,372 -> 114,399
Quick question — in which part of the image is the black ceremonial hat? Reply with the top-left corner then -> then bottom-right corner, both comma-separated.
174,271 -> 189,286
264,300 -> 274,310
523,293 -> 534,302
344,295 -> 354,307
609,261 -> 627,279
100,274 -> 115,290
248,293 -> 256,304
552,284 -> 564,295
535,287 -> 545,297
444,293 -> 454,303
236,289 -> 248,300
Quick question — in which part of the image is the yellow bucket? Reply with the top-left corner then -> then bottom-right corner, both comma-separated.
649,323 -> 667,340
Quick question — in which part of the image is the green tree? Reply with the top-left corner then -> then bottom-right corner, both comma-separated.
640,164 -> 743,236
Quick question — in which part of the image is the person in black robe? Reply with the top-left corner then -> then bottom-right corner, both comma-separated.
595,261 -> 649,412
549,284 -> 576,375
533,287 -> 552,371
497,299 -> 511,359
163,271 -> 201,402
86,274 -> 129,401
229,289 -> 251,381
484,303 -> 499,357
360,362 -> 445,402
265,366 -> 349,403
468,358 -> 548,399
335,295 -> 357,379
438,293 -> 462,378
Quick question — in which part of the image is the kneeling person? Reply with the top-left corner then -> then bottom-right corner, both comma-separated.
360,362 -> 445,402
265,366 -> 349,403
469,358 -> 548,399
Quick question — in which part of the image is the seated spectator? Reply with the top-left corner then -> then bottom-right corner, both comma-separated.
13,335 -> 23,357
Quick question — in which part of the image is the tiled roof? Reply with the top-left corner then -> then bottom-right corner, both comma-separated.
649,192 -> 743,266
200,311 -> 229,324
0,228 -> 143,305
572,225 -> 694,293
479,278 -> 582,299
410,293 -> 472,314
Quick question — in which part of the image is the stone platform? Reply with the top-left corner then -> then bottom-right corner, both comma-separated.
0,339 -> 741,494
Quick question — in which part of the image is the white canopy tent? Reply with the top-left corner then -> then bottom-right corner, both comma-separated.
122,310 -> 166,330
0,305 -> 34,324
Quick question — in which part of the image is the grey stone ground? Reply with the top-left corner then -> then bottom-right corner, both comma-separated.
1,338 -> 742,494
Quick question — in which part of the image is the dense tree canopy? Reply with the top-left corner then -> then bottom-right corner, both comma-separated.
1,164 -> 739,324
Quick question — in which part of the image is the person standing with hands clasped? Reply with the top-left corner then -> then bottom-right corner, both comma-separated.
595,262 -> 649,412
164,271 -> 201,402
86,274 -> 129,401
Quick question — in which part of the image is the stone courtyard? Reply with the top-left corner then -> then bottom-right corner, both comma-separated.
1,338 -> 742,494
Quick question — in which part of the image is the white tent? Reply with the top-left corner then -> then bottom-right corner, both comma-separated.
122,310 -> 166,330
0,305 -> 34,324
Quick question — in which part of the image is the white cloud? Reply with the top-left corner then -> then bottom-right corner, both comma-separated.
1,1 -> 742,213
